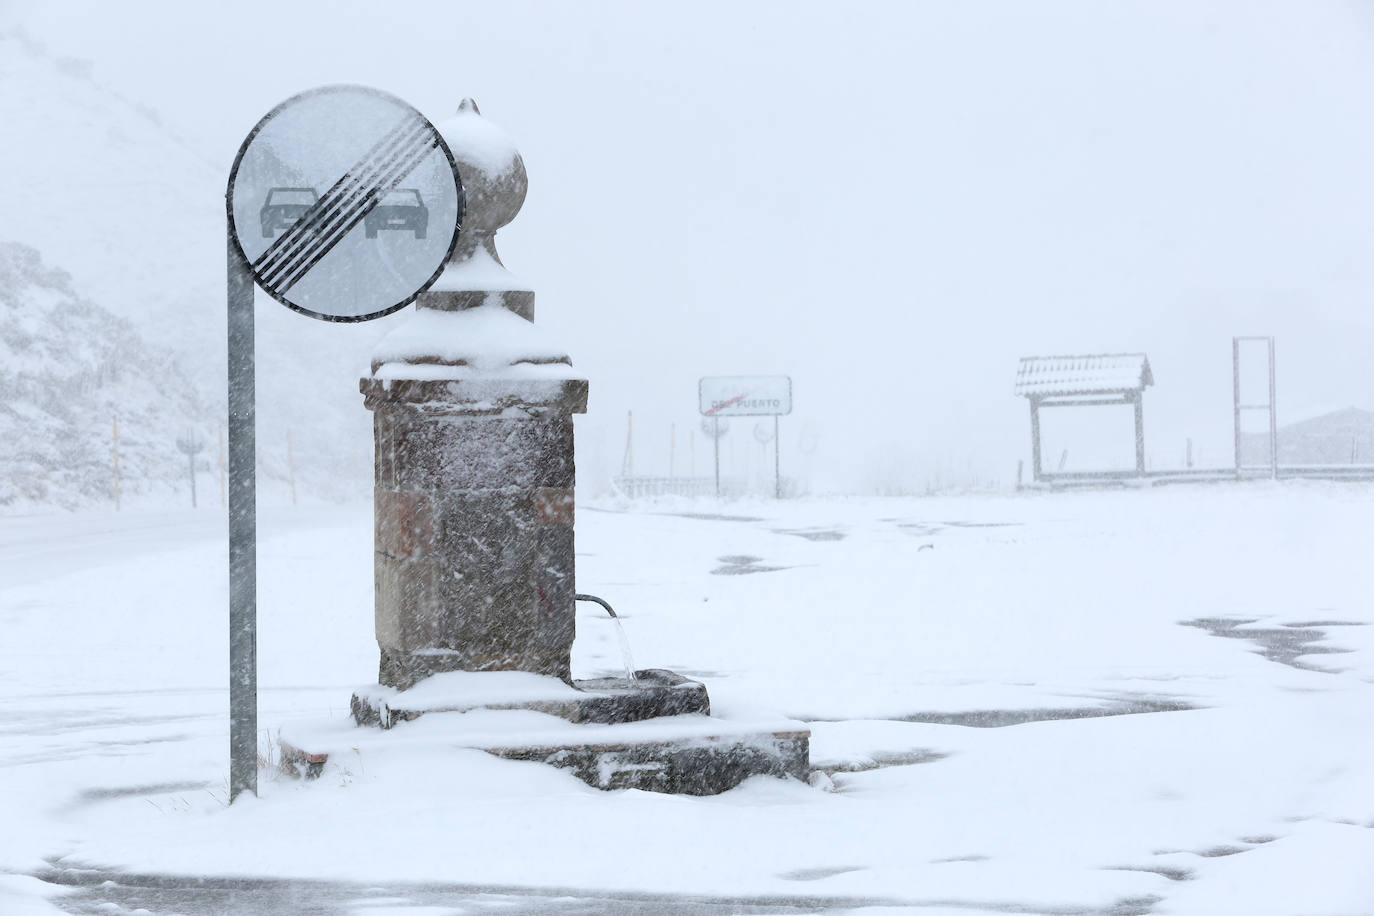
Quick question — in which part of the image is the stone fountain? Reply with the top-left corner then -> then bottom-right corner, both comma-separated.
281,100 -> 808,794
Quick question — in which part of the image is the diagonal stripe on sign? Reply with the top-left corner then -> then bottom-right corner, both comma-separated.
268,131 -> 438,292
262,128 -> 435,290
255,123 -> 432,286
255,118 -> 434,289
252,116 -> 424,275
703,393 -> 750,416
252,115 -> 422,277
273,136 -> 439,294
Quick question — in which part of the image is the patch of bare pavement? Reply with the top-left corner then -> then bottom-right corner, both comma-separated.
802,695 -> 1197,729
1106,834 -> 1284,890
1180,617 -> 1364,672
774,528 -> 847,542
580,507 -> 767,523
888,520 -> 1024,538
40,871 -> 824,915
816,749 -> 951,775
38,865 -> 1164,916
712,555 -> 788,575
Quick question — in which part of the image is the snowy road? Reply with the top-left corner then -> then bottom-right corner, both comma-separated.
3,486 -> 1374,914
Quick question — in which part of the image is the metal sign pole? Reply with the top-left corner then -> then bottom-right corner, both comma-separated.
1267,337 -> 1278,479
222,84 -> 463,804
774,415 -> 781,499
1232,337 -> 1241,477
713,416 -> 720,499
227,232 -> 257,802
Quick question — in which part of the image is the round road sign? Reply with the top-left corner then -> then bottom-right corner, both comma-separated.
227,85 -> 464,322
701,417 -> 730,439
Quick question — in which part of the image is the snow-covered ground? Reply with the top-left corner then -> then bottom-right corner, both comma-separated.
3,484 -> 1374,914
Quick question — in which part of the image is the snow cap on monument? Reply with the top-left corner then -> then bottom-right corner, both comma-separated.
370,98 -> 574,375
437,98 -> 527,233
412,97 -> 536,321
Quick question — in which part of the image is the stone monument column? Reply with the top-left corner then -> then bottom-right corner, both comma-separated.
361,99 -> 587,690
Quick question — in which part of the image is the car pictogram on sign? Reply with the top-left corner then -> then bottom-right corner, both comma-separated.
364,188 -> 428,239
259,187 -> 320,238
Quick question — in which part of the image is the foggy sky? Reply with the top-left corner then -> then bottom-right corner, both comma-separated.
9,0 -> 1374,492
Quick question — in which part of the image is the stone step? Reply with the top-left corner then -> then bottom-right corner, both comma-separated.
278,706 -> 809,795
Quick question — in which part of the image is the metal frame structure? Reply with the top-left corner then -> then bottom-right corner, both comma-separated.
1016,354 -> 1153,483
1233,336 -> 1277,479
1016,338 -> 1374,490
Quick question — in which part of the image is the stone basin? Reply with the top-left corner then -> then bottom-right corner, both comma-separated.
350,668 -> 710,729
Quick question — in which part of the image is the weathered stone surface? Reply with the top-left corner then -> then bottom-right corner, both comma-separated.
500,731 -> 811,795
371,416 -> 578,493
361,377 -> 588,416
564,671 -> 710,724
366,376 -> 585,689
282,715 -> 811,796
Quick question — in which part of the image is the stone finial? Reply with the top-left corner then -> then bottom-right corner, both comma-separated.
419,98 -> 533,319
368,99 -> 574,379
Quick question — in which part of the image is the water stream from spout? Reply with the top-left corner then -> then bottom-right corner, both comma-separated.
576,593 -> 637,682
610,616 -> 637,683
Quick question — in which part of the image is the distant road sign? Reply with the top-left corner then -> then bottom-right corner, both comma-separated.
699,375 -> 792,417
227,85 -> 464,322
701,416 -> 730,438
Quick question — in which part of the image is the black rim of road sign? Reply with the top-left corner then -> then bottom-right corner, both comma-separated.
226,84 -> 464,323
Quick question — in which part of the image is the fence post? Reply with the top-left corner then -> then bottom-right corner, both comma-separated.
112,416 -> 121,511
287,429 -> 298,506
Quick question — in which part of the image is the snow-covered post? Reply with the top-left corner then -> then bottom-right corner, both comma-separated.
361,100 -> 588,690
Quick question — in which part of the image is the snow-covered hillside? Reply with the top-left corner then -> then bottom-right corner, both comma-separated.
0,27 -> 392,509
0,27 -> 223,361
0,242 -> 208,508
1240,407 -> 1374,467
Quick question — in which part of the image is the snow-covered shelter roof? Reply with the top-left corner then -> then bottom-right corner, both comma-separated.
1014,353 -> 1153,398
